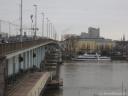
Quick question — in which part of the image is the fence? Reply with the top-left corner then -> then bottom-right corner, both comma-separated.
0,20 -> 33,37
0,20 -> 20,37
0,38 -> 55,57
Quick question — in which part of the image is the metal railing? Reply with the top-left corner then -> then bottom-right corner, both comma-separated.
0,20 -> 32,37
0,38 -> 55,57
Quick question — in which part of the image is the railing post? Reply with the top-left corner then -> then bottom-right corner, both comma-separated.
0,20 -> 2,34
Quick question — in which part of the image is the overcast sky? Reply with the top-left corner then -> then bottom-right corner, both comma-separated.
0,0 -> 128,40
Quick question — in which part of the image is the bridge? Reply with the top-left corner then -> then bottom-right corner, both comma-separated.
0,38 -> 62,96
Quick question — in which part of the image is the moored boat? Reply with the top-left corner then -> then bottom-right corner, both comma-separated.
72,53 -> 111,61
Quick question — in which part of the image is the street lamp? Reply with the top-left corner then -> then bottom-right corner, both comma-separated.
20,0 -> 23,42
30,14 -> 34,36
46,18 -> 49,38
51,23 -> 53,38
50,23 -> 52,39
48,20 -> 51,38
33,4 -> 37,37
41,12 -> 45,37
52,24 -> 55,39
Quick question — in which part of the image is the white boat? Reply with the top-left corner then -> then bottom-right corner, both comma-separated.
98,56 -> 111,61
72,53 -> 111,61
94,92 -> 125,96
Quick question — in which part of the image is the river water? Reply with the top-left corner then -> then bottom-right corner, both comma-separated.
45,61 -> 128,96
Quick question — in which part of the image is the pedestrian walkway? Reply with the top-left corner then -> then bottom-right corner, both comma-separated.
7,72 -> 50,96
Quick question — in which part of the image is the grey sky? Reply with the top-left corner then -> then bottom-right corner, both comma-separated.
0,0 -> 128,40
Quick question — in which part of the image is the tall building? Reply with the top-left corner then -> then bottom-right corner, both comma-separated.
88,27 -> 100,38
80,32 -> 89,38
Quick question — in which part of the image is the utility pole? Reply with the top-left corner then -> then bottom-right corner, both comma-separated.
20,0 -> 23,42
49,23 -> 52,38
30,14 -> 34,36
52,25 -> 55,39
46,18 -> 49,38
48,20 -> 50,38
33,4 -> 37,37
54,28 -> 57,40
53,26 -> 55,40
41,12 -> 45,37
53,25 -> 56,39
50,23 -> 53,39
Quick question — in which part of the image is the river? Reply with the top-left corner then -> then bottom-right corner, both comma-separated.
45,61 -> 128,96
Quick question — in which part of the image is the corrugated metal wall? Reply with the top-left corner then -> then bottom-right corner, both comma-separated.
7,46 -> 46,77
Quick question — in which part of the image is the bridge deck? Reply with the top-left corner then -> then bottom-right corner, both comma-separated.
0,39 -> 55,57
7,72 -> 50,96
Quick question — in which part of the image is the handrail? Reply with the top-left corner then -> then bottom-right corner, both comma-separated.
0,39 -> 56,57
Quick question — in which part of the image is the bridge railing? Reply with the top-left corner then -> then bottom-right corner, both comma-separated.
0,39 -> 54,57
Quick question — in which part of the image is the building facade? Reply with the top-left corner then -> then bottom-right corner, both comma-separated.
88,27 -> 100,38
62,27 -> 115,56
75,38 -> 113,53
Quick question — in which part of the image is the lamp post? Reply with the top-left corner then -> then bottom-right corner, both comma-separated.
51,23 -> 53,39
48,20 -> 51,38
53,27 -> 56,40
33,4 -> 37,37
49,23 -> 52,39
46,18 -> 49,38
41,12 -> 45,37
20,0 -> 23,42
53,26 -> 55,39
30,14 -> 34,36
52,25 -> 55,39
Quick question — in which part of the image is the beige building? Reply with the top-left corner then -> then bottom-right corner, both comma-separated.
62,27 -> 115,55
74,38 -> 114,53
